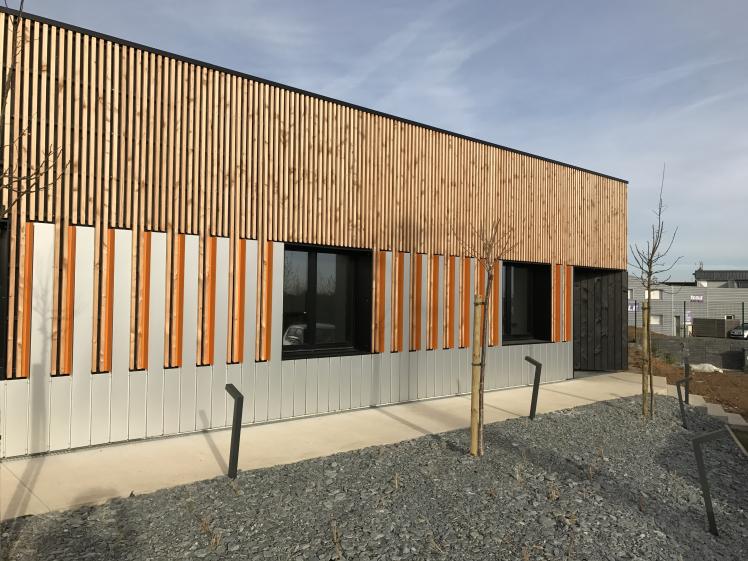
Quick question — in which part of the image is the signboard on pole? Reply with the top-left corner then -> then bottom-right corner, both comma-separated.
686,310 -> 693,325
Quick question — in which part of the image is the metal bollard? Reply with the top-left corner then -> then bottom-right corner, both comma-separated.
225,384 -> 244,479
524,356 -> 542,420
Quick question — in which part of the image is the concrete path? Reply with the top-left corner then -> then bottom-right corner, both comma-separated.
0,371 -> 666,522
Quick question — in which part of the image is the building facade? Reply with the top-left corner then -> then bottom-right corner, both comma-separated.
0,9 -> 628,458
628,274 -> 748,337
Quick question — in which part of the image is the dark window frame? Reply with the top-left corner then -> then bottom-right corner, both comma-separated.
502,260 -> 551,345
282,243 -> 372,360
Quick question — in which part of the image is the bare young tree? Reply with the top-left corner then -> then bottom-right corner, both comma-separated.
629,164 -> 681,418
454,219 -> 516,456
0,0 -> 63,220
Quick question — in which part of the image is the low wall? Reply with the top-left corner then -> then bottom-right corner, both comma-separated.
647,335 -> 748,370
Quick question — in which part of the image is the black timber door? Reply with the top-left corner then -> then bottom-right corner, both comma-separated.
573,268 -> 627,372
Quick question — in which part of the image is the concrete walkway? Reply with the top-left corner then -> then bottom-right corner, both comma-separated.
0,371 -> 666,522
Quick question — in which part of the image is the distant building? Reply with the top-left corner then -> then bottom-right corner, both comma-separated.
694,268 -> 748,289
628,270 -> 748,337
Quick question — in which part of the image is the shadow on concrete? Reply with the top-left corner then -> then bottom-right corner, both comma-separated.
198,410 -> 228,475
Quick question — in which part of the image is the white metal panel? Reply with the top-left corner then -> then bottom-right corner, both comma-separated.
146,232 -> 166,437
241,239 -> 258,424
293,359 -> 306,416
109,229 -> 132,443
402,254 -> 412,401
328,356 -> 340,412
418,256 -> 428,399
4,380 -> 28,456
435,254 -> 445,396
253,361 -> 269,422
267,242 -> 283,421
360,354 -> 373,407
70,226 -> 95,448
162,368 -> 180,435
89,374 -> 110,445
195,365 -> 212,431
305,357 -> 318,415
350,355 -> 361,409
0,382 -> 5,457
210,237 -> 229,428
179,235 -> 199,433
281,360 -> 294,419
28,222 -> 54,454
128,371 -> 147,439
339,356 -> 351,411
315,356 -> 329,414
49,376 -> 72,450
451,256 -> 461,395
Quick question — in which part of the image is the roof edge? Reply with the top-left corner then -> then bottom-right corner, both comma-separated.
2,6 -> 628,185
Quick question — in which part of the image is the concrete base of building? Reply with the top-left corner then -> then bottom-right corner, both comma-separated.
0,371 -> 666,522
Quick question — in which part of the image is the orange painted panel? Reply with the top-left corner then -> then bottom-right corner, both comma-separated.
136,231 -> 152,369
427,255 -> 439,350
564,265 -> 573,341
102,228 -> 115,372
60,226 -> 77,374
256,241 -> 273,362
443,256 -> 455,349
410,253 -> 422,351
391,252 -> 404,352
372,251 -> 386,353
19,223 -> 34,379
459,258 -> 470,348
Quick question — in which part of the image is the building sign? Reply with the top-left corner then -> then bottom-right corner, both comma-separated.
686,311 -> 693,325
628,301 -> 639,312
690,295 -> 704,302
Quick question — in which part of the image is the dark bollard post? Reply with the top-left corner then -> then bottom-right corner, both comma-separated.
225,384 -> 244,479
684,356 -> 690,405
692,429 -> 728,536
524,356 -> 542,420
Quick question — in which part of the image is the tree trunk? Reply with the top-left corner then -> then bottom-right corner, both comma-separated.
478,272 -> 492,456
641,300 -> 650,417
470,295 -> 484,457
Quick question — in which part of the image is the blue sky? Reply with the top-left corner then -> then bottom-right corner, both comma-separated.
27,0 -> 748,280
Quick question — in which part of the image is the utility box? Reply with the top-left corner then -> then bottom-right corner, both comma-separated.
692,318 -> 739,338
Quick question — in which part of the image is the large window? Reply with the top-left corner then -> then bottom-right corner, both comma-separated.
282,245 -> 372,359
502,261 -> 551,344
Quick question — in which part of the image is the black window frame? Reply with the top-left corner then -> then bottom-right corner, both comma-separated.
281,243 -> 372,360
502,260 -> 551,345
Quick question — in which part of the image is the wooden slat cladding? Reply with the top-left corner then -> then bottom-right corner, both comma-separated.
255,240 -> 272,362
443,256 -> 455,350
564,265 -> 573,342
1,10 -> 626,377
427,255 -> 439,350
409,253 -> 423,351
0,11 -> 625,261
553,264 -> 562,343
489,262 -> 500,347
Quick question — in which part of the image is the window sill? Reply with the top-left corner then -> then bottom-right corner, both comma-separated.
282,347 -> 370,361
501,338 -> 553,346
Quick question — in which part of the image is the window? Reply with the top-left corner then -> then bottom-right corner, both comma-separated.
502,261 -> 551,344
650,314 -> 662,326
282,245 -> 372,359
644,289 -> 662,300
627,289 -> 633,300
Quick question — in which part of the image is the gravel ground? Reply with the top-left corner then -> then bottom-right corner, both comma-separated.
1,395 -> 746,561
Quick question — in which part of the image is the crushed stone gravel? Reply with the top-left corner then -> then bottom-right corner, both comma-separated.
1,395 -> 746,561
